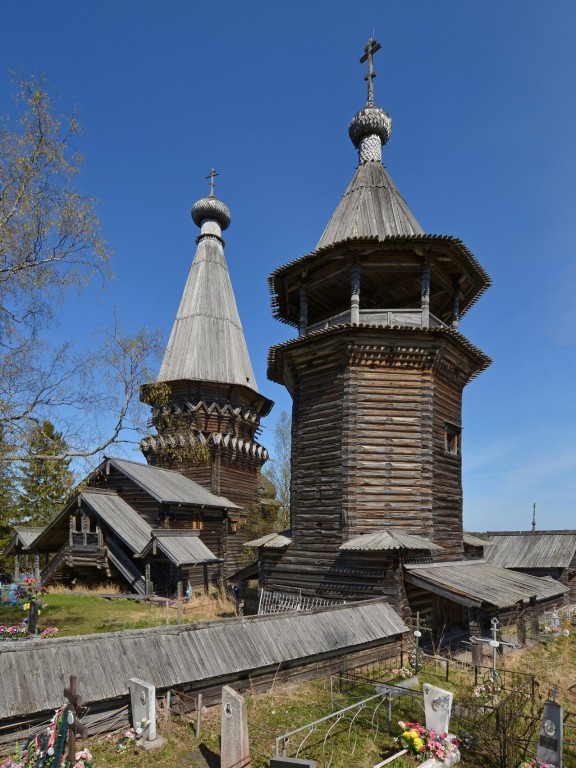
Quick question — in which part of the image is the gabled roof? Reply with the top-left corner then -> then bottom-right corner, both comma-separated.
139,530 -> 220,566
30,489 -> 152,554
2,527 -> 45,555
83,491 -> 151,553
244,530 -> 292,549
316,161 -> 423,250
404,560 -> 568,608
485,532 -> 576,569
157,234 -> 258,391
340,530 -> 443,552
104,457 -> 240,509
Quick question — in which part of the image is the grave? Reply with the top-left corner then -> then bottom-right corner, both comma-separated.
128,678 -> 166,749
536,687 -> 563,768
221,685 -> 250,768
421,683 -> 461,768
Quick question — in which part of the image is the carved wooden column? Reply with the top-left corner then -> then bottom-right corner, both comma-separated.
69,515 -> 75,546
516,602 -> 526,646
421,264 -> 430,328
299,286 -> 308,336
34,554 -> 40,583
14,554 -> 20,582
451,292 -> 460,330
350,264 -> 360,324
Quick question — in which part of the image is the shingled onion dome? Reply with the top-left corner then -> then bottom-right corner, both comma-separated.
349,103 -> 392,164
191,193 -> 231,240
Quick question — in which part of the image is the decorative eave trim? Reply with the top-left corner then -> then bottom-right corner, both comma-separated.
141,430 -> 269,461
267,322 -> 491,384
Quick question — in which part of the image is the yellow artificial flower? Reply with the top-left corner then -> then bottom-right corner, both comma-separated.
23,603 -> 30,610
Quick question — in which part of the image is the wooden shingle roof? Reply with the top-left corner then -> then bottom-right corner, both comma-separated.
316,160 -> 423,249
2,527 -> 45,555
485,532 -> 576,569
106,457 -> 240,509
157,233 -> 258,391
404,560 -> 568,608
139,530 -> 220,565
340,530 -> 443,552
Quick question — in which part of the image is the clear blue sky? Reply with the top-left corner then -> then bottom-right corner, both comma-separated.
2,1 -> 575,532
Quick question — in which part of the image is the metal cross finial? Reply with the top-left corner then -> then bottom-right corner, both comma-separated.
360,37 -> 382,105
532,502 -> 536,532
550,685 -> 559,702
206,168 -> 219,196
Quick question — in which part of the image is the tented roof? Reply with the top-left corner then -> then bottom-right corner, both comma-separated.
316,160 -> 423,250
157,235 -> 258,391
340,530 -> 443,552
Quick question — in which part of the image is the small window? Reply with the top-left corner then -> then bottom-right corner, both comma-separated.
445,423 -> 461,455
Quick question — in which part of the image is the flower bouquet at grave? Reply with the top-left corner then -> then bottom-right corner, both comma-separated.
16,579 -> 48,610
390,666 -> 413,680
518,761 -> 553,768
0,705 -> 93,768
0,622 -> 28,640
397,721 -> 459,763
542,624 -> 569,637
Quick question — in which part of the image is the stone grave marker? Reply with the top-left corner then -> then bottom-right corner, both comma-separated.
128,678 -> 157,741
221,685 -> 250,768
423,683 -> 453,736
536,689 -> 563,768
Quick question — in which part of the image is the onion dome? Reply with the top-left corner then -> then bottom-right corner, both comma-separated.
348,103 -> 392,149
191,194 -> 231,231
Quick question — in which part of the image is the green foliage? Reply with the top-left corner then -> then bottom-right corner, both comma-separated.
0,75 -> 162,468
16,420 -> 75,525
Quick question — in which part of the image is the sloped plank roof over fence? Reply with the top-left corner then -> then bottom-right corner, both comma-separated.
0,598 -> 407,720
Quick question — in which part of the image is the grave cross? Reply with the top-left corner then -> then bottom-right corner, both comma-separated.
408,611 -> 431,671
64,675 -> 88,764
470,617 -> 519,682
360,38 -> 381,105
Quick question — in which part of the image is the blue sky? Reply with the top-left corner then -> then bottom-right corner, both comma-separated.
2,1 -> 575,532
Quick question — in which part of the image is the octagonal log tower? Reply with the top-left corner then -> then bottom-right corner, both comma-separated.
260,40 -> 491,605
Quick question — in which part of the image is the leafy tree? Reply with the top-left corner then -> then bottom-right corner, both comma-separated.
0,75 -> 161,467
263,409 -> 291,529
0,428 -> 17,548
16,420 -> 75,526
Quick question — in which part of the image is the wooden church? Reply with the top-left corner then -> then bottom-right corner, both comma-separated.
4,174 -> 273,596
248,39 -> 567,639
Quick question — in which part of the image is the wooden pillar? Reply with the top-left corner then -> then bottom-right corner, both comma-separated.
350,264 -> 360,325
421,264 -> 430,328
82,513 -> 88,546
14,554 -> 20,582
299,286 -> 308,336
517,602 -> 526,646
69,515 -> 75,546
145,562 -> 153,596
451,291 -> 460,330
529,596 -> 539,639
34,554 -> 40,583
469,609 -> 482,665
203,563 -> 209,595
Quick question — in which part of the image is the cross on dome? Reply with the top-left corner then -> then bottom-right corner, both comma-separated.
206,168 -> 219,197
360,37 -> 381,105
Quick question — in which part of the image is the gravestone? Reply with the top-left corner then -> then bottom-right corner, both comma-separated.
536,694 -> 563,768
128,678 -> 157,741
270,758 -> 317,767
221,685 -> 250,768
423,683 -> 453,735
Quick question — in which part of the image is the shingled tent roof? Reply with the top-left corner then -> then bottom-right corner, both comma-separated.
157,190 -> 259,392
316,160 -> 423,250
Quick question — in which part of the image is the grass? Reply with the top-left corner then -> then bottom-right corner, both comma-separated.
0,586 -> 237,637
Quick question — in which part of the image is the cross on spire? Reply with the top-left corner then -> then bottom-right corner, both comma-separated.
206,168 -> 219,196
360,37 -> 382,105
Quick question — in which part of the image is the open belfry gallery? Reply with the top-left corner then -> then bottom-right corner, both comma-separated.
6,39 -> 573,645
